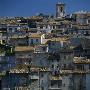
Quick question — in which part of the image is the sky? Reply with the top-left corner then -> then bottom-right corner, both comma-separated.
0,0 -> 90,16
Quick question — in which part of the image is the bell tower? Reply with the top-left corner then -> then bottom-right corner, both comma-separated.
56,2 -> 66,18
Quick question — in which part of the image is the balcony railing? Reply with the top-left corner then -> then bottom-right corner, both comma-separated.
30,75 -> 39,80
49,87 -> 62,90
73,57 -> 90,64
60,70 -> 90,74
16,56 -> 32,59
50,76 -> 62,81
9,68 -> 28,73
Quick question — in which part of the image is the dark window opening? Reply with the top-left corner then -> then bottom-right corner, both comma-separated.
36,39 -> 38,42
61,7 -> 63,12
52,65 -> 54,68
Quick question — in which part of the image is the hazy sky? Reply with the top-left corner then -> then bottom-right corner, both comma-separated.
0,0 -> 90,16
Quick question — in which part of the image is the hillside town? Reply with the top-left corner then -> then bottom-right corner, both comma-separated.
0,2 -> 90,90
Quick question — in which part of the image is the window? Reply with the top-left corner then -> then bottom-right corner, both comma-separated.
89,65 -> 90,69
52,65 -> 54,68
61,7 -> 63,12
2,40 -> 6,44
41,73 -> 44,77
63,55 -> 67,59
58,80 -> 62,87
63,83 -> 65,87
41,87 -> 44,90
36,39 -> 38,42
57,59 -> 59,62
40,26 -> 43,29
29,54 -> 31,56
64,64 -> 66,68
42,80 -> 44,84
57,65 -> 59,68
9,28 -> 12,33
9,28 -> 12,30
51,82 -> 53,87
52,60 -> 53,62
15,28 -> 17,32
82,65 -> 84,70
52,42 -> 55,45
58,25 -> 61,29
53,26 -> 55,29
42,47 -> 46,51
46,25 -> 48,28
31,39 -> 33,44
77,65 -> 83,70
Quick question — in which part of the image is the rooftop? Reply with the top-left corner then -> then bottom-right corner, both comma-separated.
15,46 -> 34,52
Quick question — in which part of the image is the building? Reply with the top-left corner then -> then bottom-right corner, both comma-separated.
56,2 -> 66,18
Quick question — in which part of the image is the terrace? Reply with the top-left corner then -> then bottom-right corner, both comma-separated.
73,57 -> 90,64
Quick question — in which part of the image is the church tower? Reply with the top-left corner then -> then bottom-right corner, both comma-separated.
56,3 -> 66,18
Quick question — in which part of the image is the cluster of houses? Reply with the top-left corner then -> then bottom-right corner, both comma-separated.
0,2 -> 90,90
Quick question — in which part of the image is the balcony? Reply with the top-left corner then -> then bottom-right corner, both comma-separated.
60,70 -> 90,74
60,70 -> 73,74
49,87 -> 62,90
73,70 -> 89,74
9,68 -> 28,73
73,57 -> 90,64
30,67 -> 50,72
30,75 -> 39,80
50,76 -> 62,81
17,56 -> 32,59
9,35 -> 26,39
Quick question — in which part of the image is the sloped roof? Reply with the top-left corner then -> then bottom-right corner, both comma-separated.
15,46 -> 34,52
29,33 -> 41,38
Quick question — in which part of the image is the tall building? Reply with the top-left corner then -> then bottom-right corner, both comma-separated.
56,2 -> 66,18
